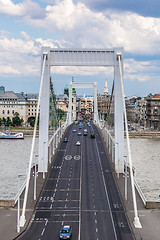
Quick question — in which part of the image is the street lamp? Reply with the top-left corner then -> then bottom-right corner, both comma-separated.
33,154 -> 38,200
17,174 -> 24,233
123,156 -> 128,200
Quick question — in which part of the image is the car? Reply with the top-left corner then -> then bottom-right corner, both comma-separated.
90,132 -> 95,138
72,129 -> 76,132
77,132 -> 82,136
76,141 -> 81,146
60,225 -> 72,239
63,138 -> 68,142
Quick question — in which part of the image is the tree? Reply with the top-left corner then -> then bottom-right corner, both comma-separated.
12,112 -> 24,127
6,117 -> 12,127
56,109 -> 65,120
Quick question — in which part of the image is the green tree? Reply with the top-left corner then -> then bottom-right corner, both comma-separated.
12,112 -> 24,127
56,109 -> 65,120
0,118 -> 2,126
6,117 -> 12,127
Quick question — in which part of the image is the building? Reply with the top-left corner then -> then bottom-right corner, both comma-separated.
135,97 -> 147,127
97,80 -> 114,120
56,94 -> 69,118
146,94 -> 160,129
0,86 -> 38,125
125,97 -> 137,122
77,94 -> 94,120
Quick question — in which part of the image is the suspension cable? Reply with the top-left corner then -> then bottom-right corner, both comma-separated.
20,54 -> 47,226
117,54 -> 142,228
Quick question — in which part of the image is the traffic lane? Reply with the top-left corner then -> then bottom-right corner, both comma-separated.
92,124 -> 134,240
81,131 -> 118,240
18,124 -> 80,240
46,125 -> 81,239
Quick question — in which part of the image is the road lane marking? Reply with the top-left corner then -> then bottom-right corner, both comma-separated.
95,136 -> 118,240
41,228 -> 45,236
45,219 -> 48,226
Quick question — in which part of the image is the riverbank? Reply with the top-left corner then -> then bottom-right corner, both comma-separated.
2,128 -> 160,138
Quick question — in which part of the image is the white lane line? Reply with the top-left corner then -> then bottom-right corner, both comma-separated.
78,127 -> 83,240
50,204 -> 53,209
41,228 -> 45,236
45,219 -> 48,226
95,219 -> 97,224
95,136 -> 118,240
96,228 -> 98,233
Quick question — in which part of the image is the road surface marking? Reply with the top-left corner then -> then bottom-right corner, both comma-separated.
45,219 -> 48,226
41,228 -> 45,236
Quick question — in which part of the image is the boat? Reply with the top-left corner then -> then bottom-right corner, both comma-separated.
0,132 -> 24,139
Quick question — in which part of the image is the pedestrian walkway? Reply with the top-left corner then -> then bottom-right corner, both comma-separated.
114,168 -> 160,240
0,172 -> 45,240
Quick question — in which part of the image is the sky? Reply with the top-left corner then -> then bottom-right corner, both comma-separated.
0,0 -> 160,97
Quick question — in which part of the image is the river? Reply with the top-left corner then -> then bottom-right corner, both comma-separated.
0,137 -> 160,201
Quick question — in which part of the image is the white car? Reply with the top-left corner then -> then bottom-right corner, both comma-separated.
76,141 -> 81,146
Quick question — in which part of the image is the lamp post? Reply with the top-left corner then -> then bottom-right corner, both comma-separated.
124,156 -> 128,200
33,155 -> 38,200
17,174 -> 24,233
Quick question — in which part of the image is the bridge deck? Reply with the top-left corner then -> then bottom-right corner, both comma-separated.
0,123 -> 159,240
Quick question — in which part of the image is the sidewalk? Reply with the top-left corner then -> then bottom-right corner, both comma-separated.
114,169 -> 160,240
0,172 -> 45,240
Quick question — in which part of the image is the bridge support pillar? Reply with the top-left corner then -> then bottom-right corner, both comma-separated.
114,52 -> 124,173
38,47 -> 50,173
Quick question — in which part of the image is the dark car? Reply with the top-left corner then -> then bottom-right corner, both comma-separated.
63,138 -> 68,142
60,225 -> 72,239
90,132 -> 95,138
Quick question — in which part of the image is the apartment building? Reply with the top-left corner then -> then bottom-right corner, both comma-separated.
146,94 -> 160,129
0,86 -> 38,124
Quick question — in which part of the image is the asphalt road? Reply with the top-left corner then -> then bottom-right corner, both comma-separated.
18,123 -> 134,240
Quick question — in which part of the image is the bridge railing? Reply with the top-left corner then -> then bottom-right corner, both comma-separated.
97,119 -> 147,207
96,120 -> 115,162
14,119 -> 69,206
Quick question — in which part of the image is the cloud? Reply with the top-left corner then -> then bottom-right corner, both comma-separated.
0,0 -> 45,18
1,0 -> 160,55
124,58 -> 160,82
21,0 -> 160,55
0,30 -> 159,85
0,32 -> 62,77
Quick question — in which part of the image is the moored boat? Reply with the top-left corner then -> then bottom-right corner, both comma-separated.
0,132 -> 24,139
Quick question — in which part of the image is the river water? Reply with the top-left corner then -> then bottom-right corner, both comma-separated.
0,137 -> 160,201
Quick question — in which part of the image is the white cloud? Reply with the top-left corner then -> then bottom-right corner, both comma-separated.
0,0 -> 45,18
124,58 -> 160,82
23,0 -> 160,55
0,33 -> 62,77
1,0 -> 160,55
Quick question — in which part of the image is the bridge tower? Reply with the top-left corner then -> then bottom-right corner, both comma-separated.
68,81 -> 98,124
38,47 -> 124,174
